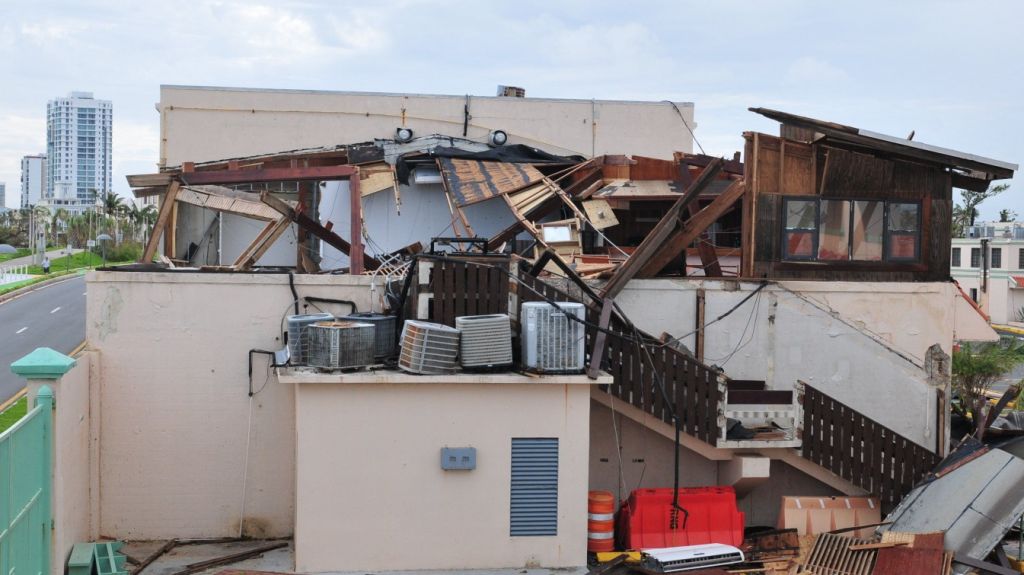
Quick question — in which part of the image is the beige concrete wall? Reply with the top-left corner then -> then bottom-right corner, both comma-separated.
293,375 -> 594,572
26,352 -> 93,574
159,85 -> 695,166
616,279 -> 985,449
86,271 -> 380,539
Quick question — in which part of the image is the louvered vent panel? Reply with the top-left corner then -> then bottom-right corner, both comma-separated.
510,437 -> 559,536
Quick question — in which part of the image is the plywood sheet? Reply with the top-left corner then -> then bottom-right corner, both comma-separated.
582,199 -> 619,230
359,163 -> 396,197
438,158 -> 543,206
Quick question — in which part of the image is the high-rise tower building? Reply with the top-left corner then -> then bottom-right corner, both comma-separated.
20,154 -> 46,208
46,91 -> 112,207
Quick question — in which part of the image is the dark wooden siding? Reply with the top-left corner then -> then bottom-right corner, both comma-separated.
744,132 -> 953,282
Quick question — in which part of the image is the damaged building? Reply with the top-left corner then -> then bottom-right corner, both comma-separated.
9,85 -> 1021,575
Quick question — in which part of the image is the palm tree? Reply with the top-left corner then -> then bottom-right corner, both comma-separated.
50,208 -> 69,246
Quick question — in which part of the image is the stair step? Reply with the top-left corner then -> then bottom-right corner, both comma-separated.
728,379 -> 767,391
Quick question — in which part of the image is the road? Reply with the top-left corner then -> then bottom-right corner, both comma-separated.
0,275 -> 86,403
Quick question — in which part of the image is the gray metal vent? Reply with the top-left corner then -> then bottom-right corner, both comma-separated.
456,314 -> 513,369
398,320 -> 460,375
286,313 -> 334,365
306,321 -> 376,369
521,302 -> 586,374
344,312 -> 397,359
510,437 -> 558,536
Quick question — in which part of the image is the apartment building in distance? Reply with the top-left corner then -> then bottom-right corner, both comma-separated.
44,91 -> 111,214
20,154 -> 46,208
952,221 -> 1024,324
0,182 -> 5,209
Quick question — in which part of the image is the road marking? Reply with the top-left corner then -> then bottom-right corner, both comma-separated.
50,306 -> 61,314
16,327 -> 27,334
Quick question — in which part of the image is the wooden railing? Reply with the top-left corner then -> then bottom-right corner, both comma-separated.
800,383 -> 941,510
421,258 -> 939,506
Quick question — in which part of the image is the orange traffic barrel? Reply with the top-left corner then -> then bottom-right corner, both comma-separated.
588,490 -> 615,552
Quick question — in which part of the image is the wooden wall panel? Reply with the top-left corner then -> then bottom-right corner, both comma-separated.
631,156 -> 678,180
781,141 -> 816,195
755,194 -> 780,263
757,138 -> 781,195
926,198 -> 952,281
821,148 -> 894,197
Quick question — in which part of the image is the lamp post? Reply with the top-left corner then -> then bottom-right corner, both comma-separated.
96,234 -> 112,268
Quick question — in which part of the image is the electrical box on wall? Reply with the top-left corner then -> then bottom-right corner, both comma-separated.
441,447 -> 476,470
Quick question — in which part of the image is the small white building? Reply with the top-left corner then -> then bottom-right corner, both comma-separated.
951,221 -> 1024,324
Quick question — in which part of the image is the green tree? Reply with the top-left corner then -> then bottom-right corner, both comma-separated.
999,208 -> 1017,223
953,339 -> 1024,438
952,184 -> 1010,236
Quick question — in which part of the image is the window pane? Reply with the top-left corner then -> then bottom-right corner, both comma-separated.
889,203 -> 919,232
971,248 -> 980,268
785,200 -> 816,229
992,247 -> 1002,268
818,200 -> 850,260
951,247 -> 961,267
785,231 -> 815,258
888,233 -> 918,260
852,201 -> 884,261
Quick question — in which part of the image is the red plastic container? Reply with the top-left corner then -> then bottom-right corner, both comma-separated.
617,487 -> 744,549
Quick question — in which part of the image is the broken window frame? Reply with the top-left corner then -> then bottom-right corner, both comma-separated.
780,197 -> 922,264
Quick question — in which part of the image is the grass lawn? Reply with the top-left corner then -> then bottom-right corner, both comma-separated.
27,250 -> 131,274
0,397 -> 28,434
0,247 -> 31,262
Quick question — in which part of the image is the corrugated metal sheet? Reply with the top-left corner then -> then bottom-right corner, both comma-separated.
881,449 -> 1024,575
510,437 -> 559,536
439,158 -> 543,206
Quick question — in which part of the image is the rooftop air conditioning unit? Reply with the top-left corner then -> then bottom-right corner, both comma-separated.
305,321 -> 376,370
286,313 -> 334,365
456,314 -> 513,369
521,302 -> 586,374
644,544 -> 745,573
343,312 -> 397,360
399,320 -> 460,375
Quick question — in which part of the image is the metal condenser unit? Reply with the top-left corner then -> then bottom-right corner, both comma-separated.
286,313 -> 334,365
399,320 -> 461,375
343,312 -> 397,360
521,302 -> 586,374
456,314 -> 513,369
305,321 -> 376,370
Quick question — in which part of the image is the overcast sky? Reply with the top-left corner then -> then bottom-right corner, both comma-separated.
1,0 -> 1021,219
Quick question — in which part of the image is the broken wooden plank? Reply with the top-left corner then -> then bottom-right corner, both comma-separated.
848,541 -> 909,551
141,181 -> 180,263
180,164 -> 358,185
168,541 -> 289,575
175,186 -> 281,221
602,158 -> 724,298
587,298 -> 615,378
126,173 -> 175,187
637,178 -> 745,278
260,190 -> 381,271
132,539 -> 177,575
234,216 -> 292,269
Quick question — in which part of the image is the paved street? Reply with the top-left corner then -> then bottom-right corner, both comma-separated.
0,275 -> 86,403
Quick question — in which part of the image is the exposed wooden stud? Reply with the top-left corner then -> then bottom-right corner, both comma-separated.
349,169 -> 364,274
233,216 -> 292,269
695,288 -> 706,362
601,158 -> 725,298
637,179 -> 745,278
179,164 -> 358,185
141,180 -> 180,263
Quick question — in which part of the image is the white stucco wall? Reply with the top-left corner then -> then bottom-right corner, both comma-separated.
159,86 -> 695,168
616,279 -> 990,450
86,271 -> 381,539
289,372 -> 596,572
26,352 -> 93,575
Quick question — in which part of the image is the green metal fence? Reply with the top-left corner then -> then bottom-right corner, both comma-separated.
0,387 -> 52,575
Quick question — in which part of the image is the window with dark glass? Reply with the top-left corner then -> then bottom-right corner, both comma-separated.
971,248 -> 981,268
781,198 -> 921,263
1019,248 -> 1024,270
992,247 -> 1002,268
783,199 -> 817,259
951,247 -> 961,268
886,203 -> 920,261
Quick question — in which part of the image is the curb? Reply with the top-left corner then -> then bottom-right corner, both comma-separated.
0,272 -> 85,305
0,388 -> 26,413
